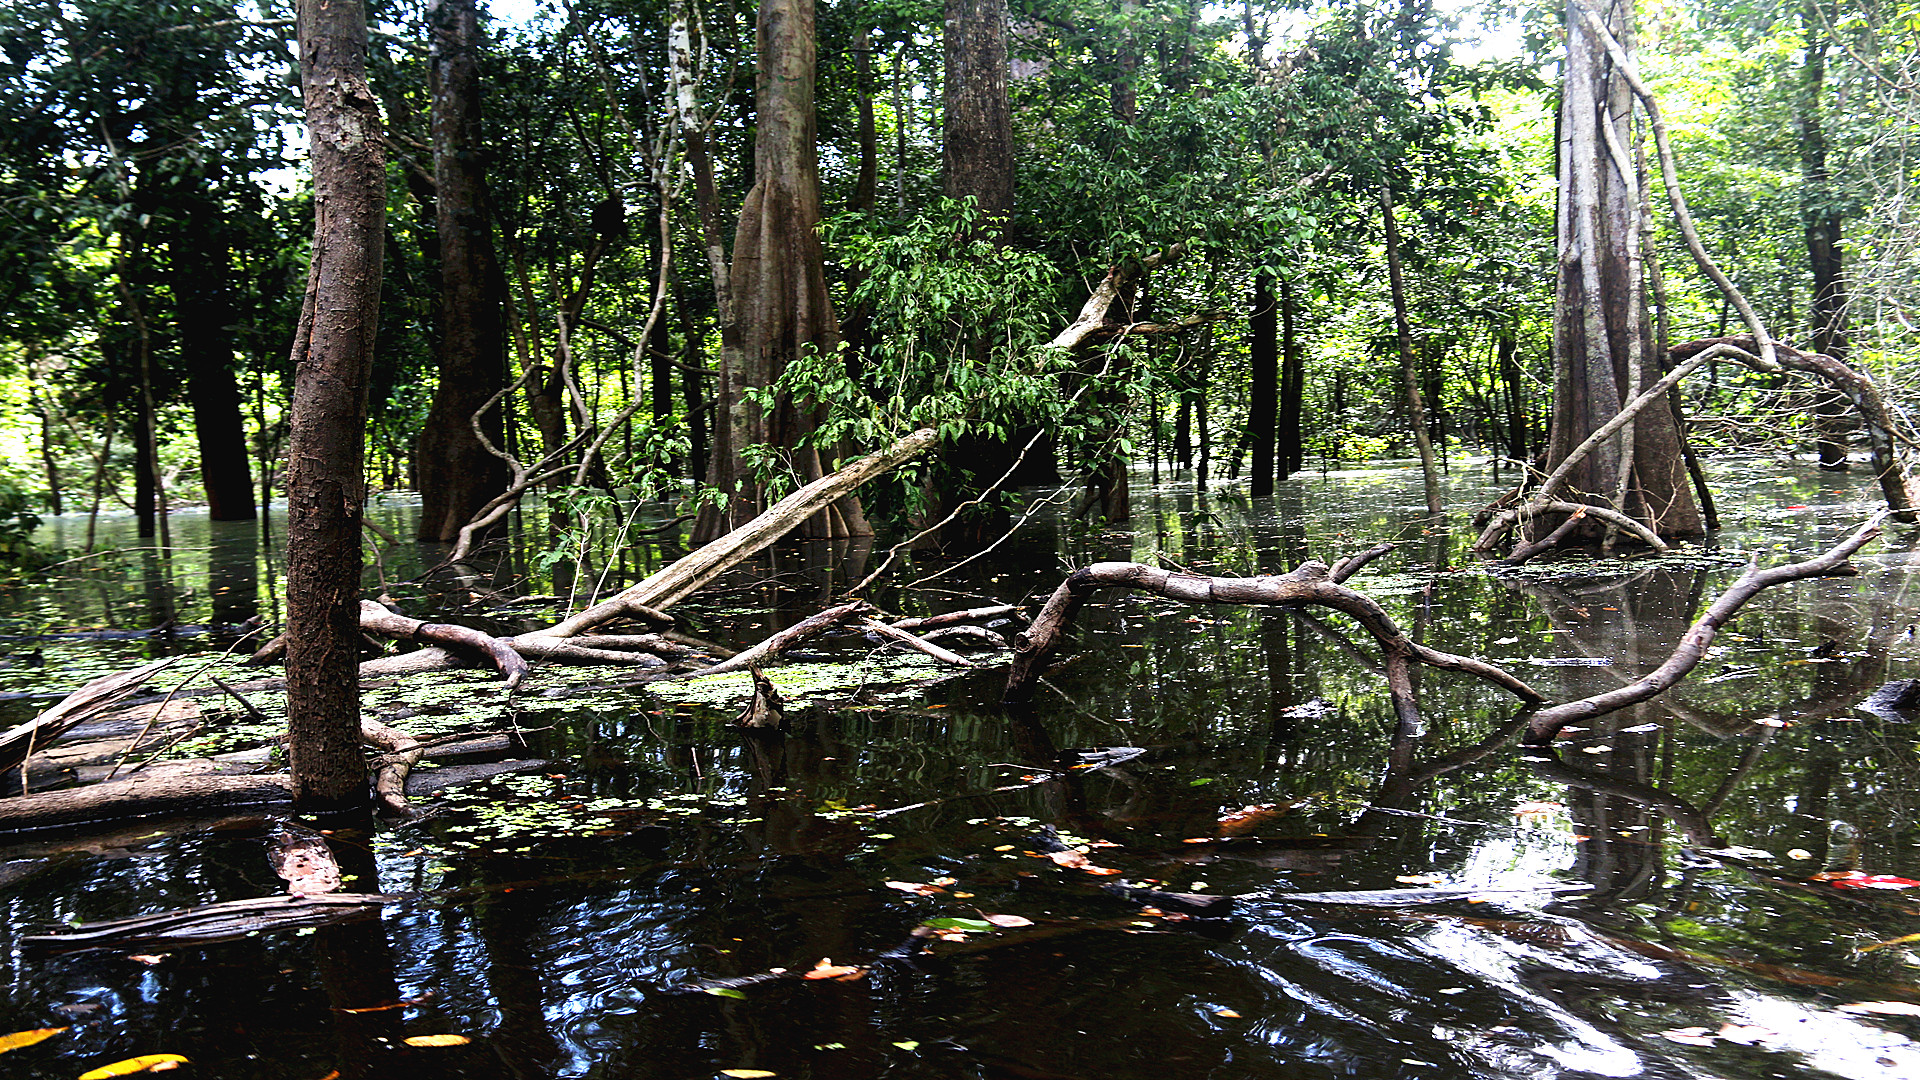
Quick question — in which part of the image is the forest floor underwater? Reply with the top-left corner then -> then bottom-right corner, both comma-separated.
2,454 -> 1920,1079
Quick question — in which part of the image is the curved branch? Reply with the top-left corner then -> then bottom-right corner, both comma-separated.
1524,515 -> 1883,742
1003,558 -> 1543,706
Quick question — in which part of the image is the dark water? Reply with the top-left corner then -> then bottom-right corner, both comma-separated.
4,459 -> 1920,1079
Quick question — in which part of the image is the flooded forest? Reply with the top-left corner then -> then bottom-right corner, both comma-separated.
8,0 -> 1920,1075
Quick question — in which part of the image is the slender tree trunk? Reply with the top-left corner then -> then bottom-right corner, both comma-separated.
853,21 -> 878,214
31,387 -> 61,515
170,202 -> 257,521
1381,187 -> 1441,515
695,0 -> 868,542
285,0 -> 385,811
1248,270 -> 1277,497
1499,332 -> 1527,462
1800,5 -> 1849,470
418,0 -> 511,542
1278,275 -> 1304,477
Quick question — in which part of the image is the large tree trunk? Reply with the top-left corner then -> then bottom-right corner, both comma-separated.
694,0 -> 868,543
285,0 -> 385,811
417,0 -> 511,543
1546,0 -> 1701,541
169,196 -> 257,521
943,0 -> 1013,218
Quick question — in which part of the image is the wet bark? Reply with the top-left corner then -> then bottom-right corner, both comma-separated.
285,0 -> 385,811
417,0 -> 511,543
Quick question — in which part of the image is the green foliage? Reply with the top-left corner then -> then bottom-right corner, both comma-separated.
0,475 -> 44,567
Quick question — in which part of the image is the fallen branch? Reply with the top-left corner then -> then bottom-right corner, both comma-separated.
1524,515 -> 1883,742
0,658 -> 176,776
863,618 -> 975,668
356,601 -> 530,688
1003,558 -> 1543,711
680,600 -> 874,679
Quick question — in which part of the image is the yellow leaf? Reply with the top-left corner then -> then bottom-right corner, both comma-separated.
719,1071 -> 777,1078
403,1034 -> 471,1047
77,1054 -> 190,1078
0,1027 -> 67,1053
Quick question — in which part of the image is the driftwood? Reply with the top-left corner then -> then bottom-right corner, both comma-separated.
1523,516 -> 1882,741
1003,559 -> 1544,732
0,658 -> 176,775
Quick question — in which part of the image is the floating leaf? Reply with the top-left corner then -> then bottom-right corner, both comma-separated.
982,914 -> 1033,928
1838,1001 -> 1920,1015
704,987 -> 748,999
720,1070 -> 777,1078
1716,1023 -> 1775,1045
1217,803 -> 1293,835
1046,850 -> 1090,869
0,1027 -> 67,1053
403,1034 -> 470,1047
1215,1008 -> 1242,1018
77,1055 -> 190,1078
802,958 -> 864,981
126,955 -> 166,966
892,1041 -> 920,1051
885,880 -> 944,896
923,917 -> 996,933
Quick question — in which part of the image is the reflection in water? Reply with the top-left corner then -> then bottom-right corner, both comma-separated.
8,465 -> 1920,1078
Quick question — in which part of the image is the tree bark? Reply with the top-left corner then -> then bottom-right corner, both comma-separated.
417,0 -> 510,543
1278,275 -> 1304,477
285,0 -> 385,811
1547,0 -> 1700,541
695,0 -> 869,542
943,0 -> 1013,217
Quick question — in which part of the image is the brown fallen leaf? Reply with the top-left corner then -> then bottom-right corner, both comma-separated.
1083,865 -> 1123,876
126,954 -> 167,966
803,958 -> 865,981
0,1026 -> 67,1054
1218,803 -> 1291,836
1047,850 -> 1090,869
982,914 -> 1034,928
885,880 -> 945,896
1215,1008 -> 1243,1018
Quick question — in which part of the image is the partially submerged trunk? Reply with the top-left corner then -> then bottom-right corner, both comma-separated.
695,0 -> 868,543
284,0 -> 385,812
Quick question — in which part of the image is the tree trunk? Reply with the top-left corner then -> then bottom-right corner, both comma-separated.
943,0 -> 1013,218
1382,187 -> 1442,516
695,0 -> 868,543
1278,275 -> 1304,477
417,0 -> 511,543
1498,331 -> 1527,462
853,22 -> 878,213
1799,4 -> 1849,470
285,0 -> 385,811
1547,0 -> 1701,540
169,201 -> 257,521
1248,270 -> 1277,497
